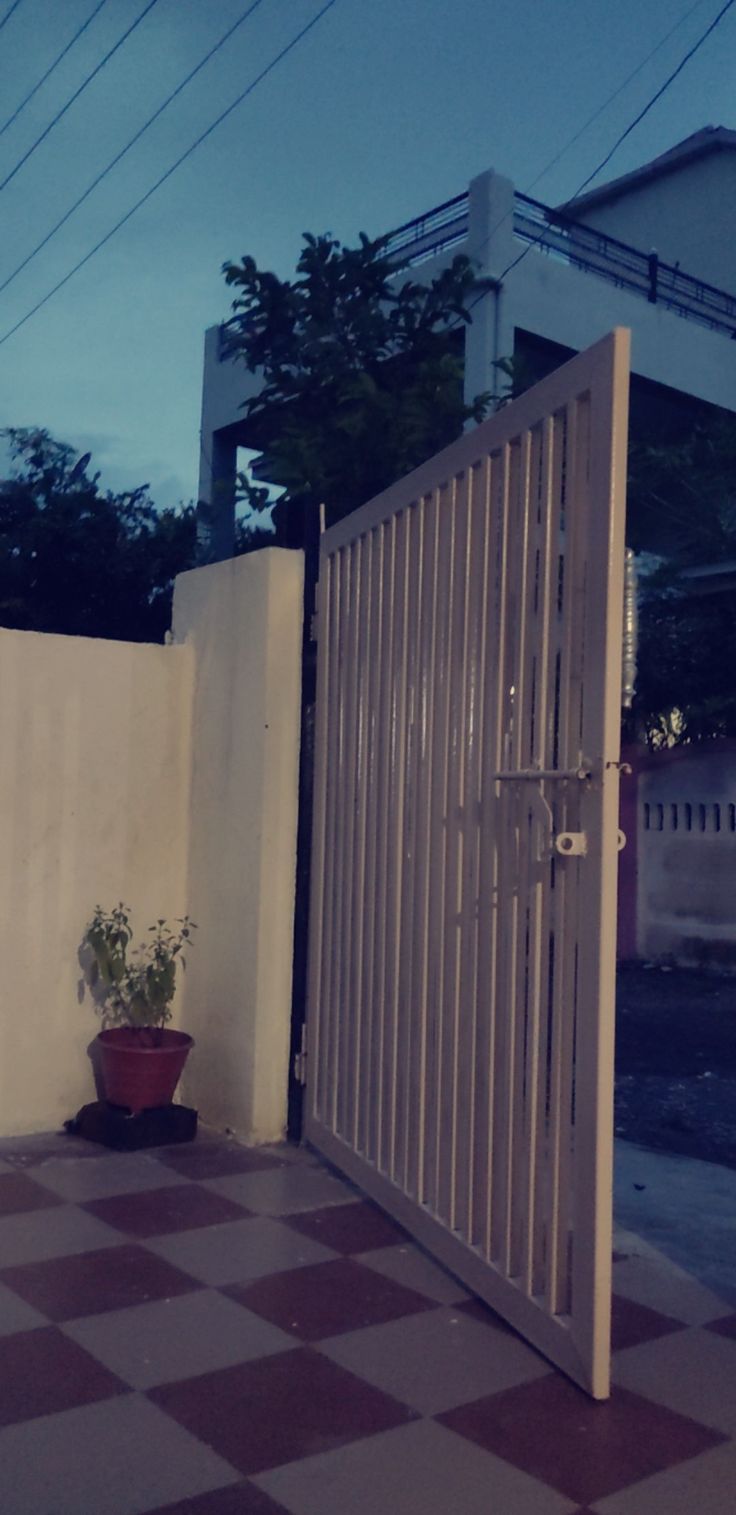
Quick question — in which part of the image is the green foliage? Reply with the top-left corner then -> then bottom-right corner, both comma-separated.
627,414 -> 736,561
85,903 -> 197,1035
627,562 -> 736,746
0,428 -> 197,641
222,232 -> 491,536
626,413 -> 736,746
470,339 -> 736,747
490,352 -> 546,407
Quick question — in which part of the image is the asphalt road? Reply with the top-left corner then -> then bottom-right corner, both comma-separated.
615,962 -> 736,1170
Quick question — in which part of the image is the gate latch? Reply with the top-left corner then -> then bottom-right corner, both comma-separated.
555,831 -> 587,857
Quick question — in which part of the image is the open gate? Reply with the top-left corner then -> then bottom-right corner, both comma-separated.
304,329 -> 630,1398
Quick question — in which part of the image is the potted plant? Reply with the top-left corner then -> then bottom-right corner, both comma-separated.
84,903 -> 196,1115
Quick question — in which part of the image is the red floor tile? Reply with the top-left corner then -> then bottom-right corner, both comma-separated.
282,1200 -> 408,1253
0,1326 -> 127,1425
438,1376 -> 727,1505
706,1313 -> 736,1341
82,1183 -> 252,1237
0,1171 -> 63,1215
225,1257 -> 436,1339
149,1346 -> 418,1475
146,1483 -> 292,1513
611,1292 -> 688,1351
0,1243 -> 200,1321
154,1145 -> 286,1180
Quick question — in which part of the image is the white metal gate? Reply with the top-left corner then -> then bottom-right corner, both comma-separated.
304,329 -> 630,1398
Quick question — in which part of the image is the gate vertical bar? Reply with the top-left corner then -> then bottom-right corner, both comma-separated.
571,331 -> 630,1397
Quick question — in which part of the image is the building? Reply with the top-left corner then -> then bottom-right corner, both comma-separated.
197,125 -> 736,559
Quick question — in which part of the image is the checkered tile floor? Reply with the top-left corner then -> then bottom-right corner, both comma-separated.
0,1130 -> 735,1514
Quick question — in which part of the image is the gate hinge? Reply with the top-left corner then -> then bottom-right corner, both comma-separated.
293,1023 -> 308,1086
309,610 -> 318,644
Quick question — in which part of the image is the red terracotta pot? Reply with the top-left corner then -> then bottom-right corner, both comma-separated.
97,1028 -> 193,1115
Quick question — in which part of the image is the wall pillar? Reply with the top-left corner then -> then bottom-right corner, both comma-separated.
172,549 -> 304,1142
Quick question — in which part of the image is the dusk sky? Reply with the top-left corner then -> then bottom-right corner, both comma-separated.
1,0 -> 735,510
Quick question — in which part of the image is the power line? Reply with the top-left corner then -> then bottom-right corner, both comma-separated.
525,0 -> 710,195
573,0 -> 736,199
429,0 -> 723,342
0,0 -> 23,35
497,0 -> 736,285
0,0 -> 339,349
0,0 -> 161,195
0,0 -> 267,297
0,0 -> 110,143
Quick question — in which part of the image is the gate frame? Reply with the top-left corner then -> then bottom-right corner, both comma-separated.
304,329 -> 630,1399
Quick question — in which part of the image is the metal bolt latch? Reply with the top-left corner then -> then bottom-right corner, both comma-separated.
555,831 -> 588,856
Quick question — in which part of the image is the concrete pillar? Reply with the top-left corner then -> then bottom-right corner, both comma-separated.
196,426 -> 236,565
464,170 -> 516,409
196,326 -> 238,564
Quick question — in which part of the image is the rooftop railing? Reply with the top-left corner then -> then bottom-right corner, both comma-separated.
513,193 -> 736,339
382,187 -> 736,338
217,188 -> 736,357
383,191 -> 470,265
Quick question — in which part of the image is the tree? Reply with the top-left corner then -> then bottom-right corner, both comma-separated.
627,412 -> 736,562
494,333 -> 736,746
631,570 -> 736,746
221,235 -> 736,743
0,428 -> 197,642
626,413 -> 736,745
221,232 -> 491,542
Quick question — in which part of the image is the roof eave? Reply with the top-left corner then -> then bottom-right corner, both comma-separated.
558,125 -> 736,218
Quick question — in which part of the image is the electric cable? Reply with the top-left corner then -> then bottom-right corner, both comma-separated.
430,0 -> 735,336
574,0 -> 736,200
0,0 -> 267,297
0,0 -> 339,349
0,0 -> 110,143
525,0 -> 711,195
392,0 -> 728,357
575,0 -> 736,201
0,0 -> 161,195
496,0 -> 736,285
0,0 -> 23,36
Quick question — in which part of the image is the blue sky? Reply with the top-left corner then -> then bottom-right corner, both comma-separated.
0,0 -> 734,508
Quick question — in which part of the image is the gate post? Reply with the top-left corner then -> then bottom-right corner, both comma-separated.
286,500 -> 322,1139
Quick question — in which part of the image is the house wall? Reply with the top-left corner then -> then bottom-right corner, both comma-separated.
505,244 -> 736,416
0,628 -> 193,1136
172,549 -> 303,1143
569,151 -> 736,293
636,741 -> 736,967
